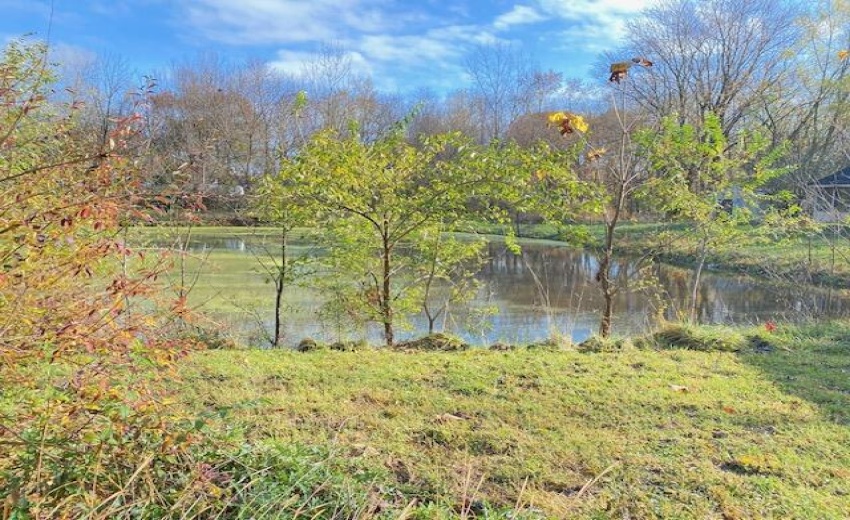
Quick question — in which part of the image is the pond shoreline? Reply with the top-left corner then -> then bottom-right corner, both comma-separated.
134,222 -> 850,292
129,224 -> 850,349
459,222 -> 850,293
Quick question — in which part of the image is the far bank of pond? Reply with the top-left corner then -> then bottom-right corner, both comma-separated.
133,227 -> 850,347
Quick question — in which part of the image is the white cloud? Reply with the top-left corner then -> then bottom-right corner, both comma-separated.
266,50 -> 314,77
494,6 -> 547,31
177,0 -> 654,92
49,41 -> 97,68
535,0 -> 653,39
361,34 -> 453,64
537,0 -> 652,18
181,0 -> 407,45
268,48 -> 374,80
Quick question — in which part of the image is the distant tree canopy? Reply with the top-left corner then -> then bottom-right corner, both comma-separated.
40,0 -> 850,212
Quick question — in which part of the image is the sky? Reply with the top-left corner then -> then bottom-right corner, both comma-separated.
0,0 -> 653,94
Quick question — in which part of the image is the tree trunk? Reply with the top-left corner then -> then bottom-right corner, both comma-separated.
273,232 -> 286,348
598,249 -> 614,338
689,240 -> 707,324
381,228 -> 394,346
422,230 -> 441,336
514,210 -> 521,237
597,197 -> 622,338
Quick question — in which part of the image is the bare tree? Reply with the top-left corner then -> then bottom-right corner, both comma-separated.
757,0 -> 850,180
622,0 -> 802,137
63,53 -> 136,149
464,42 -> 535,143
527,70 -> 563,113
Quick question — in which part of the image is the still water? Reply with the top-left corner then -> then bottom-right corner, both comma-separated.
162,232 -> 850,346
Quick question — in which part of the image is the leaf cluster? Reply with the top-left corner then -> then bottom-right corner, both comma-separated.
1,39 -> 208,516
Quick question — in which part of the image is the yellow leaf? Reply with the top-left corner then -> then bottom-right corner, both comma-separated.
571,114 -> 589,133
206,483 -> 223,498
547,111 -> 568,124
587,147 -> 607,161
548,111 -> 589,135
839,50 -> 850,60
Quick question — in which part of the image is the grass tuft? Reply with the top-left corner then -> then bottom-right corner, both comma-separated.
296,337 -> 326,352
576,335 -> 632,353
649,323 -> 749,351
394,333 -> 470,352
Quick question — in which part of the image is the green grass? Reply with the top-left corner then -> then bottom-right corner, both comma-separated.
176,321 -> 850,519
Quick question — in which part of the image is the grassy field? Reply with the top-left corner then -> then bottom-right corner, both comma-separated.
175,322 -> 850,519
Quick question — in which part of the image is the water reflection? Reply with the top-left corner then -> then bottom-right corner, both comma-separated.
476,241 -> 850,343
147,233 -> 850,346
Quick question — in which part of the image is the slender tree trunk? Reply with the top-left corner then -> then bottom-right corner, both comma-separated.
422,230 -> 441,335
120,225 -> 132,321
598,227 -> 615,338
598,189 -> 624,338
514,210 -> 521,238
381,227 -> 394,346
689,238 -> 707,323
273,231 -> 286,348
599,250 -> 614,338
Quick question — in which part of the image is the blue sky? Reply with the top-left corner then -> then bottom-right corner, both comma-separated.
1,0 -> 651,93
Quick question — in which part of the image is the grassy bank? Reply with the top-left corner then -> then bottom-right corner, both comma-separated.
175,322 -> 850,519
593,223 -> 850,290
467,221 -> 850,290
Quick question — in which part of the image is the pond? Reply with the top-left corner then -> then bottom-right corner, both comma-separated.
141,230 -> 850,346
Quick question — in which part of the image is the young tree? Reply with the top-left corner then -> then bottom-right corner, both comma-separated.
547,64 -> 654,337
637,113 -> 790,321
413,226 -> 488,335
271,119 -> 565,345
274,127 -> 468,345
253,92 -> 318,347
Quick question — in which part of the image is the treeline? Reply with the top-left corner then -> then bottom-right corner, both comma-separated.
55,0 -> 850,220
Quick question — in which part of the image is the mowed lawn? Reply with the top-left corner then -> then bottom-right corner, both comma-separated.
177,323 -> 850,519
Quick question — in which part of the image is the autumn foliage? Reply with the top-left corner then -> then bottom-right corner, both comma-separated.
0,39 -> 207,518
